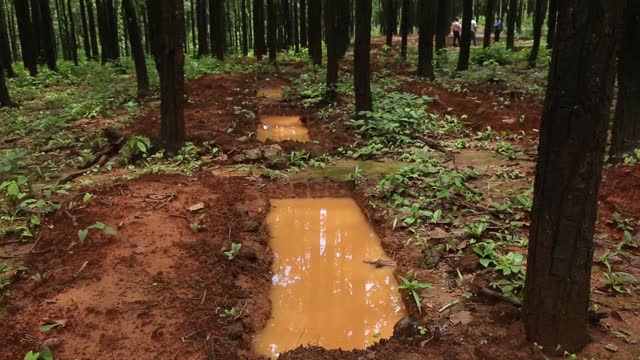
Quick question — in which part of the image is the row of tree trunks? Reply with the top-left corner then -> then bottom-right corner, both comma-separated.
96,0 -> 119,63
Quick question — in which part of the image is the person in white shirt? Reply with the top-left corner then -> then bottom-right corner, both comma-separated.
471,17 -> 478,46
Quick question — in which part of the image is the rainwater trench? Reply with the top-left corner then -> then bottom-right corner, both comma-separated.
253,198 -> 407,358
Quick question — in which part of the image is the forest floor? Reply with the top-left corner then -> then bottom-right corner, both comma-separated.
1,36 -> 640,360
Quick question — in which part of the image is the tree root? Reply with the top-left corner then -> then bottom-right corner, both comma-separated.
56,128 -> 127,185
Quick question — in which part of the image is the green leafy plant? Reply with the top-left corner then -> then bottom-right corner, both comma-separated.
224,243 -> 242,260
398,276 -> 433,314
23,347 -> 53,360
473,241 -> 497,267
121,136 -> 152,163
78,222 -> 117,242
493,252 -> 525,276
1,151 -> 25,173
220,307 -> 237,318
602,270 -> 636,295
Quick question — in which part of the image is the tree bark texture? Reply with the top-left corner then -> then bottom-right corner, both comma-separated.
354,0 -> 372,114
523,0 -> 622,353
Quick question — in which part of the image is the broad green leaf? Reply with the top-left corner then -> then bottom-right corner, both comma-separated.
39,322 -> 61,333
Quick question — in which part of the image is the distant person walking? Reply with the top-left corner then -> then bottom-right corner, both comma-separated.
494,19 -> 503,43
471,17 -> 478,46
451,18 -> 462,47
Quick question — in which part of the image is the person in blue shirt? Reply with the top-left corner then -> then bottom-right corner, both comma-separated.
494,19 -> 503,43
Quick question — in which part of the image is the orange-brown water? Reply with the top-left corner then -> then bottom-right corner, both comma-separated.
257,87 -> 284,99
256,116 -> 310,143
253,198 -> 406,358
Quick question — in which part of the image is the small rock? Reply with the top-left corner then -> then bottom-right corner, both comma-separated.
263,144 -> 282,160
232,153 -> 246,163
422,244 -> 445,268
213,153 -> 228,164
132,247 -> 145,255
393,317 -> 421,339
459,249 -> 480,273
236,136 -> 248,142
41,338 -> 63,349
501,117 -> 517,124
243,148 -> 263,161
449,310 -> 472,325
605,344 -> 618,352
188,202 -> 205,212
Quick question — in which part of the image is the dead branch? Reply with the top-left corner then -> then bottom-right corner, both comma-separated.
56,127 -> 127,185
478,286 -> 522,307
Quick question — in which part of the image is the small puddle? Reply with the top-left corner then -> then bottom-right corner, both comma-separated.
254,198 -> 406,358
257,87 -> 284,99
256,116 -> 310,143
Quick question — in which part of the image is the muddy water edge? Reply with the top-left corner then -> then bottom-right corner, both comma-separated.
254,198 -> 406,358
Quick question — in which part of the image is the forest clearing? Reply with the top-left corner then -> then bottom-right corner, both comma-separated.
1,0 -> 640,359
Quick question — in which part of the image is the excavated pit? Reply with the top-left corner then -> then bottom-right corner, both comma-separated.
254,198 -> 406,358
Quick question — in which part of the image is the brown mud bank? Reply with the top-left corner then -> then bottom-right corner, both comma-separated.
1,172 -> 538,360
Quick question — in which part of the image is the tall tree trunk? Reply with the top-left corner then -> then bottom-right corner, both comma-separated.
79,0 -> 92,60
266,0 -> 276,63
609,1 -> 640,160
383,0 -> 395,47
197,0 -> 209,56
324,0 -> 338,101
516,0 -> 523,33
546,0 -> 557,49
241,0 -> 248,55
67,0 -> 78,65
0,62 -> 15,107
0,0 -> 14,76
354,0 -> 371,115
527,0 -> 546,68
30,0 -> 42,63
336,0 -> 350,58
299,0 -> 306,47
417,0 -> 437,80
483,0 -> 495,48
86,0 -> 99,59
123,0 -> 150,98
456,0 -> 472,71
506,0 -> 516,49
307,0 -> 321,65
400,0 -> 409,60
97,0 -> 119,63
147,0 -> 185,155
523,0 -> 622,354
14,0 -> 37,76
253,0 -> 265,60
210,0 -> 225,60
434,0 -> 448,49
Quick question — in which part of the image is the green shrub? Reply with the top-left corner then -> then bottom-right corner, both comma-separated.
471,44 -> 513,65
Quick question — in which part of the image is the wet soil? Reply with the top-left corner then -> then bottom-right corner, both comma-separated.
3,38 -> 640,360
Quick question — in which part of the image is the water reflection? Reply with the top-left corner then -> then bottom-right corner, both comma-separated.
256,116 -> 310,143
254,198 -> 406,358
